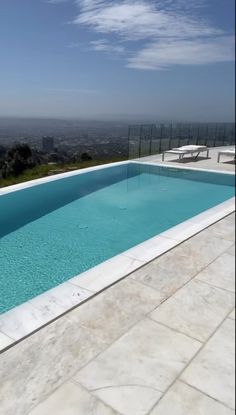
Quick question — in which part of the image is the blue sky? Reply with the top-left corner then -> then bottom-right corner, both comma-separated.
0,0 -> 235,121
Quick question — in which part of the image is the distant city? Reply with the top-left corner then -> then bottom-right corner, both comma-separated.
0,117 -> 130,161
0,117 -> 235,163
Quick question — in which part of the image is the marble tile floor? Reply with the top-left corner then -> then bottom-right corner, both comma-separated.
0,213 -> 235,415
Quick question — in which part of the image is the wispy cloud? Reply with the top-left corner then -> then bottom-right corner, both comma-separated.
90,39 -> 125,54
128,36 -> 235,70
75,0 -> 220,40
70,0 -> 234,70
46,0 -> 68,4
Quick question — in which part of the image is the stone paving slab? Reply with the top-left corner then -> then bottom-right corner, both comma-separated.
0,315 -> 106,415
202,218 -> 235,242
67,278 -> 162,345
196,252 -> 235,292
173,231 -> 233,269
91,384 -> 162,415
181,318 -> 235,410
74,318 -> 201,415
150,279 -> 234,342
28,381 -> 120,415
129,248 -> 202,300
150,381 -> 234,415
226,244 -> 235,256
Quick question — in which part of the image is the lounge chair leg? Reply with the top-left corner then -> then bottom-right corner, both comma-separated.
162,153 -> 165,161
217,154 -> 220,163
194,152 -> 200,160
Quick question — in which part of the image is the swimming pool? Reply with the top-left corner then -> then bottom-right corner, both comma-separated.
0,162 -> 235,314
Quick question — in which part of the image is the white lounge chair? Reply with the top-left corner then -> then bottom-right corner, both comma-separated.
162,145 -> 209,161
217,147 -> 235,163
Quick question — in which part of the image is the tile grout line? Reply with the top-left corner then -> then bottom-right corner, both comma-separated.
138,241 -> 235,318
68,313 -> 156,377
23,318 -> 126,415
147,316 -> 204,343
0,330 -> 14,343
71,380 -> 124,415
89,383 -> 163,395
65,315 -> 168,413
66,280 -> 95,293
179,380 -> 235,412
146,279 -> 235,345
66,251 -> 236,372
25,254 -> 235,415
65,278 -> 168,348
72,376 -> 163,415
26,377 -> 124,415
195,277 -> 235,294
69,300 -> 233,415
70,380 -> 125,415
146,308 -> 235,415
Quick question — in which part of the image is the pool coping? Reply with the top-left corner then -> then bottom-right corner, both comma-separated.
0,158 -> 235,195
0,160 -> 235,353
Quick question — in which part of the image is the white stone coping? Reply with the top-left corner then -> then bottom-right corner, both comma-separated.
0,160 -> 235,353
0,157 -> 235,196
135,159 -> 236,175
0,160 -> 131,195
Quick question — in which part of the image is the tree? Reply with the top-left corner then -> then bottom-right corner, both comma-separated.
81,152 -> 92,161
1,143 -> 35,178
0,145 -> 6,159
7,143 -> 32,160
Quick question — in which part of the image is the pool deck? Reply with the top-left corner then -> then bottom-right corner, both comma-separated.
0,147 -> 235,415
136,146 -> 235,172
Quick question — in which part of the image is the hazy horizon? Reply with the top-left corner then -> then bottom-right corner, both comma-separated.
0,114 -> 235,124
0,0 -> 235,122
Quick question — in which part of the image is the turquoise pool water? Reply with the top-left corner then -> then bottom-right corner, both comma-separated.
0,163 -> 235,314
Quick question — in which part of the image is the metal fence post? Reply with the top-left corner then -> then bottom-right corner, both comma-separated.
127,125 -> 131,159
138,125 -> 143,158
149,124 -> 154,156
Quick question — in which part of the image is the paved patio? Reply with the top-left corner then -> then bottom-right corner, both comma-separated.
0,148 -> 235,415
136,146 -> 235,172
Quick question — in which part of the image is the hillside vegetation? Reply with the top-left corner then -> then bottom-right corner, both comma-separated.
0,157 -> 126,188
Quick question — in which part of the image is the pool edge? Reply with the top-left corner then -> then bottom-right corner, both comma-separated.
0,193 -> 234,354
